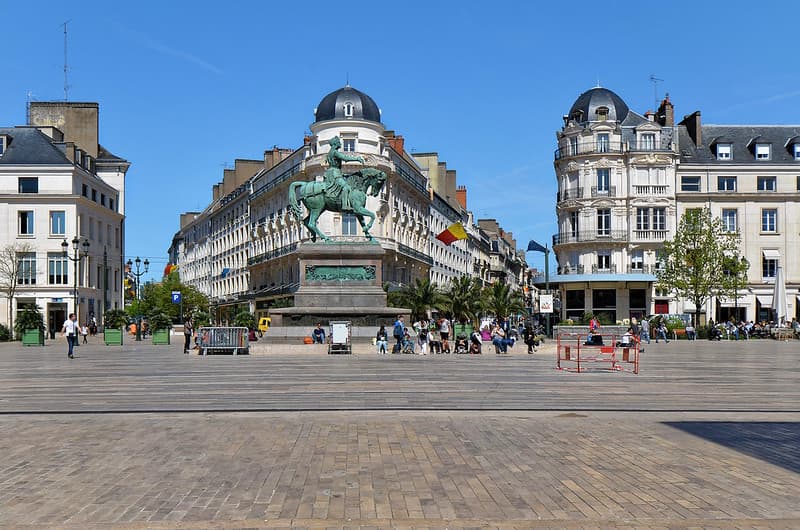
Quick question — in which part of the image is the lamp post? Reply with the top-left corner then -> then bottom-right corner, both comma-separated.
526,240 -> 551,337
126,256 -> 149,341
62,236 -> 90,329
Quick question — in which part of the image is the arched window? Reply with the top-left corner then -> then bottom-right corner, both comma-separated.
344,102 -> 353,117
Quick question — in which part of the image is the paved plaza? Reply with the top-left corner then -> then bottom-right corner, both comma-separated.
0,338 -> 798,529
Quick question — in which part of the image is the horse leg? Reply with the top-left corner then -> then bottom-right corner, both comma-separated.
307,207 -> 329,242
303,214 -> 316,242
353,206 -> 376,240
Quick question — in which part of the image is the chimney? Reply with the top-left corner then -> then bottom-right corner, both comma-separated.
387,135 -> 404,153
303,135 -> 312,146
679,111 -> 702,147
29,102 -> 99,158
456,185 -> 467,209
657,94 -> 675,127
644,111 -> 655,122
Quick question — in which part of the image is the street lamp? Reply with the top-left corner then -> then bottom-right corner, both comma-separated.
526,240 -> 551,337
62,236 -> 90,330
126,256 -> 149,341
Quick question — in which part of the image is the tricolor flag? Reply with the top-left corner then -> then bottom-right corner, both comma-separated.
436,222 -> 468,245
163,264 -> 178,277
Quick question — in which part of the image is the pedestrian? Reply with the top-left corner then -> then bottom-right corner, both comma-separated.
81,323 -> 89,344
417,322 -> 429,355
311,323 -> 326,344
439,316 -> 451,353
183,319 -> 193,354
61,313 -> 79,359
522,323 -> 537,354
640,317 -> 651,344
376,325 -> 388,354
392,315 -> 405,353
655,320 -> 670,343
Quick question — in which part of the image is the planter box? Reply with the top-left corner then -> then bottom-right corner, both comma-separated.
22,329 -> 44,346
104,328 -> 123,346
152,329 -> 171,345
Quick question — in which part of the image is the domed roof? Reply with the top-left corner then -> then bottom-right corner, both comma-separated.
568,87 -> 629,123
314,85 -> 381,123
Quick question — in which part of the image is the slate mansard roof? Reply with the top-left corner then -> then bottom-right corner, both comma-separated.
314,85 -> 382,123
0,127 -> 72,165
678,124 -> 800,163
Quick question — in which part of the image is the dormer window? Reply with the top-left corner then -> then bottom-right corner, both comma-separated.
716,143 -> 732,160
0,134 -> 7,157
343,102 -> 354,117
596,106 -> 609,121
794,144 -> 800,160
755,143 -> 771,160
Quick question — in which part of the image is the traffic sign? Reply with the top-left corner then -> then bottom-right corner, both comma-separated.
171,291 -> 182,304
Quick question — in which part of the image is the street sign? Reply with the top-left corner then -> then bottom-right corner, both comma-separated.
171,291 -> 182,304
540,294 -> 554,314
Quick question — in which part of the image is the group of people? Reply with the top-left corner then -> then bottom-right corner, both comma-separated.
384,315 -> 453,355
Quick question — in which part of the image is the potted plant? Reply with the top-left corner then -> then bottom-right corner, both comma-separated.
666,315 -> 687,339
149,311 -> 173,345
15,307 -> 45,346
104,309 -> 128,345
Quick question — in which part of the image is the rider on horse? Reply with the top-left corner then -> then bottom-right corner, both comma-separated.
324,136 -> 364,211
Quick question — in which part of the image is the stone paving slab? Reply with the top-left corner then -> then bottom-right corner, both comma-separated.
0,411 -> 798,529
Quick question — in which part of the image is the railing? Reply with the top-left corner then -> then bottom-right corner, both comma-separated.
627,141 -> 673,153
552,230 -> 627,245
398,243 -> 434,266
251,161 -> 304,202
198,327 -> 249,355
554,142 -> 624,160
247,242 -> 298,266
557,187 -> 583,201
591,264 -> 617,273
558,265 -> 585,275
632,229 -> 668,241
591,186 -> 617,197
633,185 -> 670,195
626,264 -> 658,274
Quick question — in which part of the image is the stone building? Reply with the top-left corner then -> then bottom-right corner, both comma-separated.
0,102 -> 128,332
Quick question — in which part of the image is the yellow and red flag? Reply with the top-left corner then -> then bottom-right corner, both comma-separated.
163,263 -> 178,276
436,222 -> 468,245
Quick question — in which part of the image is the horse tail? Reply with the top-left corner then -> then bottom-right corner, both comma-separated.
289,181 -> 304,219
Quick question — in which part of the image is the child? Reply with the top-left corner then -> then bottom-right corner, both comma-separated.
81,324 -> 89,344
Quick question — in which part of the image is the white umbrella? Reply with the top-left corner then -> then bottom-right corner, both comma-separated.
771,265 -> 789,325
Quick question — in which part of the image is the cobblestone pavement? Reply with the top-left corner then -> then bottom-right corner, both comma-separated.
0,339 -> 798,529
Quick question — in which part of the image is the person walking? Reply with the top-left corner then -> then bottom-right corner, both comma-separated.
61,313 -> 79,359
640,317 -> 651,344
417,320 -> 429,355
81,324 -> 89,344
392,315 -> 405,353
439,316 -> 451,354
183,319 -> 193,354
376,325 -> 388,354
655,320 -> 670,343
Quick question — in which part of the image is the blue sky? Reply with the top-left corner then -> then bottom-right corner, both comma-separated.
3,1 -> 799,281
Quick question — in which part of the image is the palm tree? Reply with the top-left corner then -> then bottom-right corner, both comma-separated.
396,278 -> 446,321
482,281 -> 525,321
443,276 -> 483,326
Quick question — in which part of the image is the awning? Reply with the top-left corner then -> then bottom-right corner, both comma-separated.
762,249 -> 780,259
717,297 -> 750,308
757,295 -> 773,306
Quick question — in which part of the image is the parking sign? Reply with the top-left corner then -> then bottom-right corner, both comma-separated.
171,291 -> 182,304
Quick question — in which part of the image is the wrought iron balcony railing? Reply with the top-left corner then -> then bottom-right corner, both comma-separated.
552,230 -> 627,245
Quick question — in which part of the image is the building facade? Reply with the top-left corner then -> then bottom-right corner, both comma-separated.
0,102 -> 128,332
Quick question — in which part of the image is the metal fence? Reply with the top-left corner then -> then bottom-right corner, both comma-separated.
198,327 -> 249,355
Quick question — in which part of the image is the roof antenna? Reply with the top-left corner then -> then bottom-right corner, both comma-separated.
345,72 -> 350,87
595,76 -> 601,88
61,20 -> 71,100
650,74 -> 664,110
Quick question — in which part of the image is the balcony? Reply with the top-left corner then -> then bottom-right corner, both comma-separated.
554,141 -> 624,160
632,229 -> 668,242
626,264 -> 660,274
557,264 -> 585,275
628,141 -> 674,153
633,185 -> 670,196
552,230 -> 627,245
557,187 -> 583,201
590,186 -> 617,197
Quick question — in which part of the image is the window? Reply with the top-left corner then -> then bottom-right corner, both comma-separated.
101,193 -> 106,206
569,136 -> 578,155
681,176 -> 701,192
761,209 -> 777,232
757,176 -> 776,191
721,209 -> 737,232
630,250 -> 644,271
18,211 -> 34,235
762,256 -> 777,279
18,177 -> 38,193
342,214 -> 358,236
716,143 -> 732,160
50,211 -> 66,235
652,208 -> 666,230
342,138 -> 356,152
0,135 -> 6,156
640,133 -> 655,150
636,208 -> 649,230
82,184 -> 88,197
596,133 -> 609,153
718,176 -> 737,191
596,106 -> 609,120
597,252 -> 611,270
596,168 -> 609,192
797,175 -> 800,191
343,102 -> 353,117
569,211 -> 578,238
91,189 -> 97,202
109,198 -> 115,211
88,217 -> 94,239
794,144 -> 800,160
755,143 -> 771,160
17,253 -> 36,285
48,253 -> 69,284
597,208 -> 611,236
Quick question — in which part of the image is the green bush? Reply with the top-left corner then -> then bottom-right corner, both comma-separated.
0,324 -> 11,342
14,307 -> 45,339
192,311 -> 211,327
148,311 -> 173,332
104,309 -> 128,329
233,310 -> 257,330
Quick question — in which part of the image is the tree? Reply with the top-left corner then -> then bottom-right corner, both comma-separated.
0,242 -> 35,332
443,276 -> 483,326
129,270 -> 209,323
656,208 -> 745,327
394,278 -> 446,321
481,281 -> 525,321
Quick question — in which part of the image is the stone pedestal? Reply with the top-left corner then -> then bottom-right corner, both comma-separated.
270,242 -> 409,327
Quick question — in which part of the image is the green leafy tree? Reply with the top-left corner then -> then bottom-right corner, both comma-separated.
0,242 -> 35,332
657,208 -> 745,327
443,276 -> 483,326
482,281 -> 525,321
104,309 -> 128,329
130,270 -> 209,323
233,310 -> 257,329
395,278 -> 446,321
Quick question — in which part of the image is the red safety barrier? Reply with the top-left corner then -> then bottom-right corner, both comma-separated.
556,332 -> 639,374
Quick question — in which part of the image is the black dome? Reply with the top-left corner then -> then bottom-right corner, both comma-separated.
568,87 -> 629,123
314,85 -> 381,123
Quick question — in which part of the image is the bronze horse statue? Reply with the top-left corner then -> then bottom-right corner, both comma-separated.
288,167 -> 386,242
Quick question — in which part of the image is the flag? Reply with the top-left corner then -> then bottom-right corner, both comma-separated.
527,240 -> 547,253
163,264 -> 178,276
436,222 -> 468,245
221,268 -> 231,278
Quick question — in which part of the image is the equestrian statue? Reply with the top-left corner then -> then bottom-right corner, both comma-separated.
289,135 -> 386,242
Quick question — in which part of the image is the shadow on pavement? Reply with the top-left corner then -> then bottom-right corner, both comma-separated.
663,421 -> 800,473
